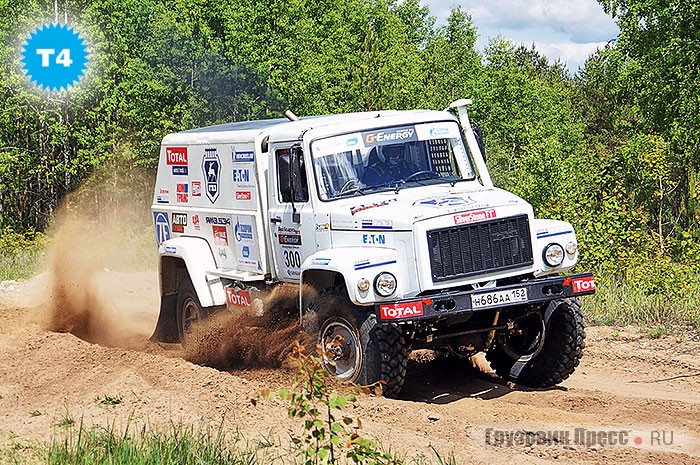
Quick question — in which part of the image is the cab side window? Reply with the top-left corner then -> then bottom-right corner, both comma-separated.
277,148 -> 309,203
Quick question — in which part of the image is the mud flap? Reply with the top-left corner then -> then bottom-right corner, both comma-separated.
508,300 -> 556,379
150,294 -> 179,343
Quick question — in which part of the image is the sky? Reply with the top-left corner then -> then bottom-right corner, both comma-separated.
423,0 -> 620,73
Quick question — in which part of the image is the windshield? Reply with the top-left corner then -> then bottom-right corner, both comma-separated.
310,121 -> 476,200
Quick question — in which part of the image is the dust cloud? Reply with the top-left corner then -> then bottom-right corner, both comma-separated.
184,284 -> 317,370
29,166 -> 158,349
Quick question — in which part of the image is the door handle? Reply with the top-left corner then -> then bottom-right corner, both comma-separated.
270,216 -> 282,224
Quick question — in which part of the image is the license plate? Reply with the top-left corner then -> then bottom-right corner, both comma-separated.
471,287 -> 528,309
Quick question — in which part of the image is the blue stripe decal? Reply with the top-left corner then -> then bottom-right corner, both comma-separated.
537,230 -> 573,239
354,260 -> 397,271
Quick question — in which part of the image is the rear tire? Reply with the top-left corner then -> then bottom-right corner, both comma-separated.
305,290 -> 408,397
486,298 -> 585,388
176,276 -> 204,344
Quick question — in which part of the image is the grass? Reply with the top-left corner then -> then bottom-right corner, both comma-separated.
0,415 -> 456,465
0,230 -> 48,281
582,276 -> 700,334
95,395 -> 123,406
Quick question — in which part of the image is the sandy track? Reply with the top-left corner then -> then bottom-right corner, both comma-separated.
0,271 -> 698,464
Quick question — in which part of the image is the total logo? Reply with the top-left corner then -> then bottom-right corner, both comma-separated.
379,301 -> 424,320
570,276 -> 596,293
165,147 -> 188,165
226,288 -> 251,308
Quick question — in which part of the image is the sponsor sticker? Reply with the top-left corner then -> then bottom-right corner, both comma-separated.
279,234 -> 302,246
172,213 -> 187,233
362,234 -> 385,245
206,216 -> 231,225
312,257 -> 331,266
233,150 -> 254,163
164,245 -> 177,254
379,301 -> 424,320
416,195 -> 475,208
350,199 -> 396,215
191,181 -> 202,197
361,219 -> 393,230
570,276 -> 596,293
234,217 -> 254,242
226,288 -> 251,308
236,191 -> 252,201
212,225 -> 228,246
172,166 -> 188,176
166,147 -> 188,165
192,214 -> 200,230
202,148 -> 221,203
156,188 -> 170,204
242,246 -> 250,258
362,126 -> 417,146
176,183 -> 188,203
453,209 -> 497,225
232,168 -> 250,184
153,211 -> 170,245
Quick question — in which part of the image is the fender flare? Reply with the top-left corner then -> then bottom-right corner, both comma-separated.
151,236 -> 226,343
299,247 -> 403,312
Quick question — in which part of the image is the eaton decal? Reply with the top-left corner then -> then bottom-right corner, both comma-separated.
453,209 -> 496,225
153,211 -> 171,245
379,301 -> 424,320
362,234 -> 385,245
166,147 -> 187,165
232,168 -> 250,183
202,148 -> 220,203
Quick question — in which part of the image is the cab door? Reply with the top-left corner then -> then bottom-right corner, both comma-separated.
267,144 -> 314,282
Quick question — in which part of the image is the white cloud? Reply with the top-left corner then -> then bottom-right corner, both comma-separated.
532,41 -> 608,71
420,0 -> 619,72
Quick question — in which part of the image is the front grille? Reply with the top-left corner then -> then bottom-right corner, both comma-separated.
427,215 -> 533,282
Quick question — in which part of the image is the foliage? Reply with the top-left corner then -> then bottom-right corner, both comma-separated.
0,228 -> 48,281
1,0 -> 699,318
264,341 -> 396,465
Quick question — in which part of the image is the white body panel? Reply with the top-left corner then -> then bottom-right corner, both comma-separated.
152,105 -> 580,308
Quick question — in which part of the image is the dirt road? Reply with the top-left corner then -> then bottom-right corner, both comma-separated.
0,271 -> 698,464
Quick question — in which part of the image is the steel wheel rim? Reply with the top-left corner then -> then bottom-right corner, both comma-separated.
182,297 -> 201,334
319,318 -> 361,380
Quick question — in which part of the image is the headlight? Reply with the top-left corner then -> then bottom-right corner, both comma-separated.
357,278 -> 370,292
543,243 -> 565,267
374,272 -> 397,297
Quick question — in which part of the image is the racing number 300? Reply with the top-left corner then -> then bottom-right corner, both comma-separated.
284,250 -> 301,269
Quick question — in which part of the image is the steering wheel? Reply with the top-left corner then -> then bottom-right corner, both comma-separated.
339,179 -> 361,194
405,170 -> 440,182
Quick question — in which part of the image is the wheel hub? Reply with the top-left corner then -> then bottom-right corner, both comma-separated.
319,319 -> 361,380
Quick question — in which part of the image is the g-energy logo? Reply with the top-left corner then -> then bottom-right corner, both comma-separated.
363,126 -> 416,146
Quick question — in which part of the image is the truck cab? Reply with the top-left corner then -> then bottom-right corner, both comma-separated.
150,100 -> 595,397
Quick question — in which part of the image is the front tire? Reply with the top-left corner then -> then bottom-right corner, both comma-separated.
306,291 -> 408,397
486,298 -> 585,388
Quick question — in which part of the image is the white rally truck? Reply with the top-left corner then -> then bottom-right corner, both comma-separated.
150,100 -> 595,397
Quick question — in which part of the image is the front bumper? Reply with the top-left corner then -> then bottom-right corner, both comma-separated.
374,273 -> 595,322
